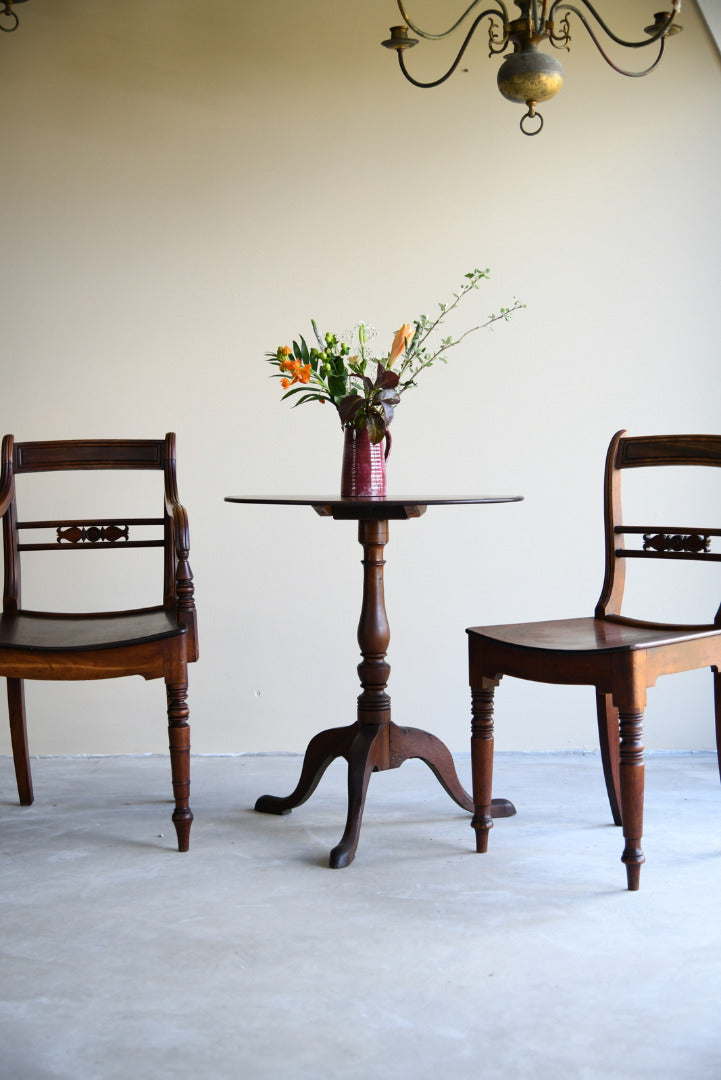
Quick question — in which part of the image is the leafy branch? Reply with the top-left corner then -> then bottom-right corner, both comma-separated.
265,268 -> 524,442
394,269 -> 525,395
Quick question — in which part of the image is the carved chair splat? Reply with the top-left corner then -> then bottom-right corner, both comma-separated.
0,434 -> 198,850
467,431 -> 721,890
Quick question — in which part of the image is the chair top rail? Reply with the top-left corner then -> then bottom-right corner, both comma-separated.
616,434 -> 721,469
13,439 -> 167,473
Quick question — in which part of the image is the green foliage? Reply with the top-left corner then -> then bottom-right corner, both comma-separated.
265,268 -> 524,443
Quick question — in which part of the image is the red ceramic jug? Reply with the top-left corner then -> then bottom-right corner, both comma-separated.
340,425 -> 391,497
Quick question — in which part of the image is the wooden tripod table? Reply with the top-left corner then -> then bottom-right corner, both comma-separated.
225,495 -> 523,867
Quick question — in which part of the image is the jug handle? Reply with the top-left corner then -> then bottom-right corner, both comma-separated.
384,429 -> 392,461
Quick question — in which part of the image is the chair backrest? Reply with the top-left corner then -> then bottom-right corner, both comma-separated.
0,435 -> 197,652
595,430 -> 721,627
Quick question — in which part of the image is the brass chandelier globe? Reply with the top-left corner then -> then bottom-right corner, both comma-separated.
382,0 -> 682,135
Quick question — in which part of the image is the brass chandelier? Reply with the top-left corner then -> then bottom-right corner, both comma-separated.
382,0 -> 682,134
1,0 -> 28,33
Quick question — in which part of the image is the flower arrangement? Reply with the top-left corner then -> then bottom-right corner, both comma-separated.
267,268 -> 523,443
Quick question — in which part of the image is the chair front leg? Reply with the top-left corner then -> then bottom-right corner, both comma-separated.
470,678 -> 499,853
618,705 -> 645,890
166,672 -> 192,852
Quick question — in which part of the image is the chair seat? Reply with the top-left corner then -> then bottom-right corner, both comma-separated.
0,608 -> 186,652
467,616 -> 721,655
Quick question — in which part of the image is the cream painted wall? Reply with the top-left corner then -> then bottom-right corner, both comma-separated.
1,0 -> 720,758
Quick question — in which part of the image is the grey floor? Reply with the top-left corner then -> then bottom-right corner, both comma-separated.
2,751 -> 720,1080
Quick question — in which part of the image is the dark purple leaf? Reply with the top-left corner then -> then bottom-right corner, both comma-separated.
337,394 -> 364,425
376,369 -> 400,390
365,411 -> 386,443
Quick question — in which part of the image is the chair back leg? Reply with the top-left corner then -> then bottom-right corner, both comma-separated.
8,678 -> 33,806
595,690 -> 622,826
714,667 -> 721,786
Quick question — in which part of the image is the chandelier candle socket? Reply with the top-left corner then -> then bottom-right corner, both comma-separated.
382,0 -> 682,135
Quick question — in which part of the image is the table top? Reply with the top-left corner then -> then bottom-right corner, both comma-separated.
225,495 -> 523,521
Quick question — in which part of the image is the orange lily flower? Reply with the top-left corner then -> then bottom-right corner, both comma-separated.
388,323 -> 414,366
279,358 -> 311,389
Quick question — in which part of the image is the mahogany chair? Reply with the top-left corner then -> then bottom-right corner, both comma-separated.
467,430 -> 721,889
0,434 -> 198,850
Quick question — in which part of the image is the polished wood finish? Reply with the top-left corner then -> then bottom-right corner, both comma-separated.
226,495 -> 522,867
226,494 -> 522,518
467,430 -> 721,889
1,434 -> 198,850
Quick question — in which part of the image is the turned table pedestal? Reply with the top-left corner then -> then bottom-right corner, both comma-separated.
225,495 -> 522,867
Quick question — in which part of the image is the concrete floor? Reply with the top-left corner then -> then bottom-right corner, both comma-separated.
1,751 -> 720,1080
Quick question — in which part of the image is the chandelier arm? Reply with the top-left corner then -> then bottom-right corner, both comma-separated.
604,34 -> 667,78
531,0 -> 548,36
396,0 -> 508,41
548,0 -> 679,49
551,5 -> 668,76
396,11 -> 509,88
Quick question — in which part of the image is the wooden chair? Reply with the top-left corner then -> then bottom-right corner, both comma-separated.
467,430 -> 721,889
0,434 -> 198,850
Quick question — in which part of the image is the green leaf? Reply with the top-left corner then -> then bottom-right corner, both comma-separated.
328,374 -> 348,401
280,385 -> 317,401
298,335 -> 311,364
311,319 -> 325,350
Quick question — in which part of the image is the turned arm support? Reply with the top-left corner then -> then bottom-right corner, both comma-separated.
163,434 -> 198,659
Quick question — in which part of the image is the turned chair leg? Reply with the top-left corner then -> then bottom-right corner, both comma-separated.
618,706 -> 645,890
8,677 -> 33,806
166,676 -> 193,852
714,667 -> 721,786
470,680 -> 498,853
595,690 -> 622,826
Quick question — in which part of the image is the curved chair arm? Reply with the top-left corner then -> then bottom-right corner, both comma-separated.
165,495 -> 191,562
0,434 -> 15,519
